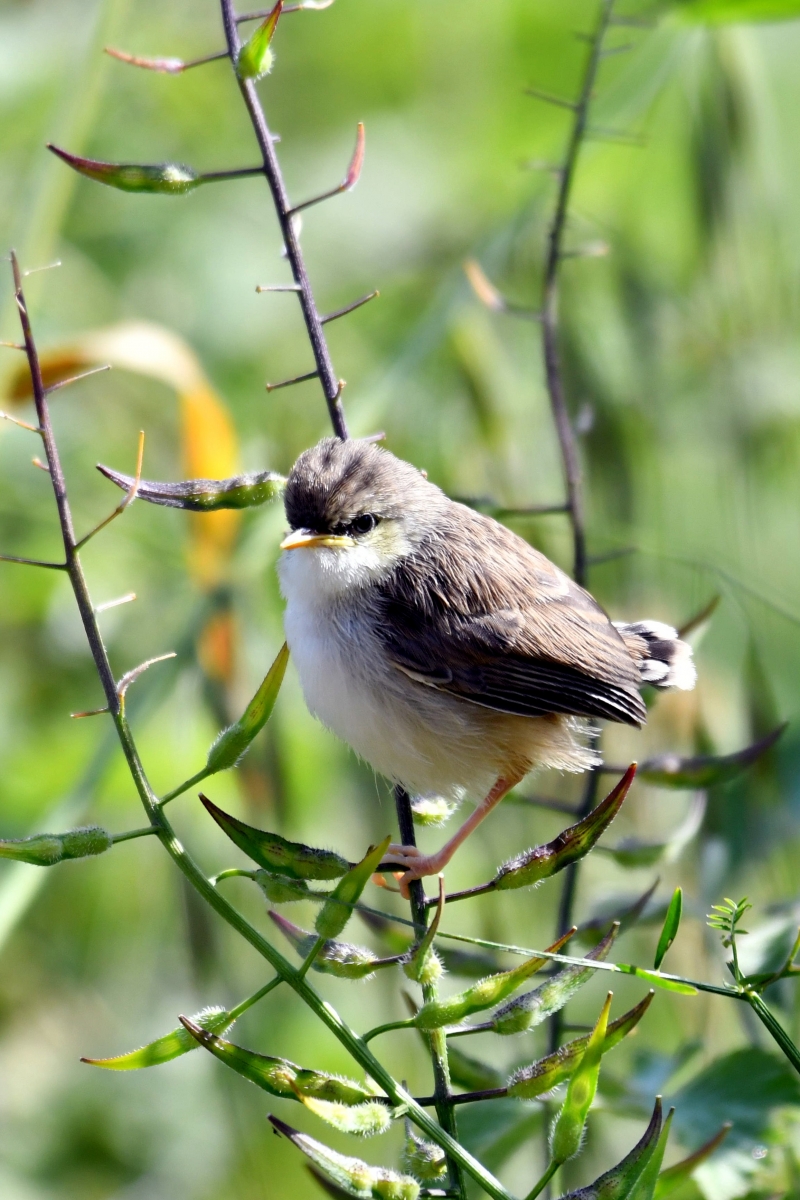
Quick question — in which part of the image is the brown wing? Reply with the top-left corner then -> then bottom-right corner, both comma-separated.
375,503 -> 646,727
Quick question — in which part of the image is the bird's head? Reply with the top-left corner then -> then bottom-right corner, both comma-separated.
280,438 -> 441,597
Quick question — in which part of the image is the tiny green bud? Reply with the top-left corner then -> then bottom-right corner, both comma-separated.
254,870 -> 315,903
296,1093 -> 391,1138
48,145 -> 200,194
315,836 -> 391,939
0,825 -> 112,866
401,1129 -> 447,1182
202,796 -> 349,880
551,992 -> 612,1164
84,1006 -> 232,1071
495,766 -> 635,891
410,797 -> 456,827
206,643 -> 288,773
237,0 -> 282,80
403,876 -> 444,985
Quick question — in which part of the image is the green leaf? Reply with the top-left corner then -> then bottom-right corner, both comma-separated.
507,992 -> 654,1101
201,797 -> 349,880
97,464 -> 286,511
668,1047 -> 800,1147
673,0 -> 800,23
205,643 -> 289,773
315,836 -> 391,939
48,145 -> 200,193
0,825 -> 112,866
577,880 -> 661,947
237,0 -> 282,79
654,1123 -> 731,1199
551,993 -> 612,1163
456,1098 -> 544,1174
269,911 -> 404,979
494,766 -> 635,891
83,1006 -> 232,1069
602,798 -> 705,870
561,1098 -> 664,1200
637,725 -> 785,789
618,966 -> 697,995
654,888 -> 682,969
269,1116 -> 420,1199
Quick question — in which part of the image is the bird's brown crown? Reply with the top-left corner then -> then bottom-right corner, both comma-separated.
284,438 -> 432,535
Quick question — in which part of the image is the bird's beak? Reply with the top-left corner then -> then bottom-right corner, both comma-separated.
280,529 -> 353,551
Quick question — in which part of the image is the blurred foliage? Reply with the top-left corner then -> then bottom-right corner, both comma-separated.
2,0 -> 800,1197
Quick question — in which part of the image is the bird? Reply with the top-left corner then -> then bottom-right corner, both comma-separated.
278,437 -> 696,895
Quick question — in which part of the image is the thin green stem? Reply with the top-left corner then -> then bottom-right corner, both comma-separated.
111,825 -> 158,844
213,868 -> 257,884
745,991 -> 800,1076
525,1159 -> 559,1200
228,975 -> 282,1021
159,767 -> 211,808
297,934 -> 326,980
363,1018 -> 415,1044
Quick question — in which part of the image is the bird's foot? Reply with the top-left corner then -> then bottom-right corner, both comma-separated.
383,843 -> 449,900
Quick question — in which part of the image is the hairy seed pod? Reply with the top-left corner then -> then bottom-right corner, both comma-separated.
0,825 -> 112,866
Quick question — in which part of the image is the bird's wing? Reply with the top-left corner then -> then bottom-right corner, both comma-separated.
375,505 -> 646,727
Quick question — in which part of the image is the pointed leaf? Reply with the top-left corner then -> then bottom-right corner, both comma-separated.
508,992 -> 654,1100
491,923 -> 619,1035
237,0 -> 282,79
494,766 -> 635,891
602,798 -> 705,870
654,889 -> 682,970
617,966 -> 697,995
561,1098 -> 663,1199
201,797 -> 349,879
653,1123 -> 730,1199
205,643 -> 288,772
578,880 -> 661,946
315,836 -> 391,939
83,1006 -> 232,1070
551,993 -> 613,1163
97,464 -> 285,511
48,145 -> 200,193
269,1115 -> 420,1199
0,825 -> 112,866
637,725 -> 785,789
628,1110 -> 674,1200
269,911 -> 403,978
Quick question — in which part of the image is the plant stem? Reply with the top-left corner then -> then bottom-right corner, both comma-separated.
745,991 -> 800,1076
228,974 -> 282,1021
218,0 -> 348,439
111,825 -> 158,843
159,767 -> 211,807
525,1159 -> 559,1200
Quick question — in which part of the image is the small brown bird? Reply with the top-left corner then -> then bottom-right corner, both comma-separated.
278,438 -> 695,894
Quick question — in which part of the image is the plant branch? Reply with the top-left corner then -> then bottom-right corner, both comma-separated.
218,0 -> 348,439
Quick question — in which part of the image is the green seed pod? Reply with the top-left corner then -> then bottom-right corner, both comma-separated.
0,825 -> 112,866
315,836 -> 391,939
551,993 -> 613,1163
490,923 -> 619,1035
401,1128 -> 447,1182
201,797 -> 349,880
296,1093 -> 392,1138
97,464 -> 286,511
48,145 -> 200,193
293,1069 -> 375,1106
560,1097 -> 663,1200
269,911 -> 403,979
410,797 -> 456,827
494,766 -> 635,891
403,877 -> 445,985
413,928 -> 575,1031
83,1006 -> 233,1071
254,870 -> 316,903
180,1017 -> 300,1096
268,1115 -> 420,1200
206,643 -> 289,773
629,1109 -> 673,1200
507,991 -> 654,1100
237,0 -> 282,79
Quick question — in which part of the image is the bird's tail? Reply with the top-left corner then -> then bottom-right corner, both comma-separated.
613,620 -> 696,691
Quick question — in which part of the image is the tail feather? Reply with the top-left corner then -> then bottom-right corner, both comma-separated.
614,620 -> 697,692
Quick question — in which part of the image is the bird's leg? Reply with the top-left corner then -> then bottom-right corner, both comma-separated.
385,773 -> 522,900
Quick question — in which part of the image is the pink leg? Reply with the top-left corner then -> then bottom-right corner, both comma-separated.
385,774 -> 522,899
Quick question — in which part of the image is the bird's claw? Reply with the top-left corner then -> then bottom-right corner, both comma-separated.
384,843 -> 447,900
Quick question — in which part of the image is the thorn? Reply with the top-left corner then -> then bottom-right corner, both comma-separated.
0,553 -> 65,570
237,0 -> 334,19
587,126 -> 646,146
560,241 -> 610,259
362,431 -> 386,443
600,43 -> 635,57
117,651 -> 177,700
105,46 -> 228,73
320,289 -> 379,324
71,707 -> 110,719
22,260 -> 61,276
0,411 -> 41,433
256,283 -> 302,292
45,364 -> 111,394
32,457 -> 50,472
0,341 -> 25,351
464,260 -> 541,320
75,429 -> 145,549
586,546 -> 638,566
95,592 -> 137,614
265,369 -> 319,392
287,121 -> 365,215
525,87 -> 578,112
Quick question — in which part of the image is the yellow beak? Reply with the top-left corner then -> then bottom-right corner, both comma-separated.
280,530 -> 352,551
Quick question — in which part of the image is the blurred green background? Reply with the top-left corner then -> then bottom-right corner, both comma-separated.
2,0 -> 800,1197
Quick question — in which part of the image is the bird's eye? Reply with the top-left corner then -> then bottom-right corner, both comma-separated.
350,513 -> 378,536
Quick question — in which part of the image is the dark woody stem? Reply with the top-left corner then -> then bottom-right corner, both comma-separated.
218,0 -> 348,439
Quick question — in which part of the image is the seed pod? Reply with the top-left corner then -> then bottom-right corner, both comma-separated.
401,1128 -> 447,1182
410,797 -> 456,827
315,836 -> 391,939
0,825 -> 112,866
83,1006 -> 233,1070
97,463 -> 286,511
237,0 -> 282,79
560,1097 -> 663,1200
201,797 -> 349,880
490,924 -> 619,1035
507,991 -> 654,1100
413,927 -> 575,1031
551,992 -> 612,1163
205,643 -> 288,773
254,870 -> 318,903
48,145 -> 200,193
629,1109 -> 673,1200
403,877 -> 444,986
494,766 -> 635,891
295,1091 -> 392,1138
269,1115 -> 420,1200
269,911 -> 403,979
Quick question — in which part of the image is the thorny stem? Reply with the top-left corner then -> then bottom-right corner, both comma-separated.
218,0 -> 348,439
